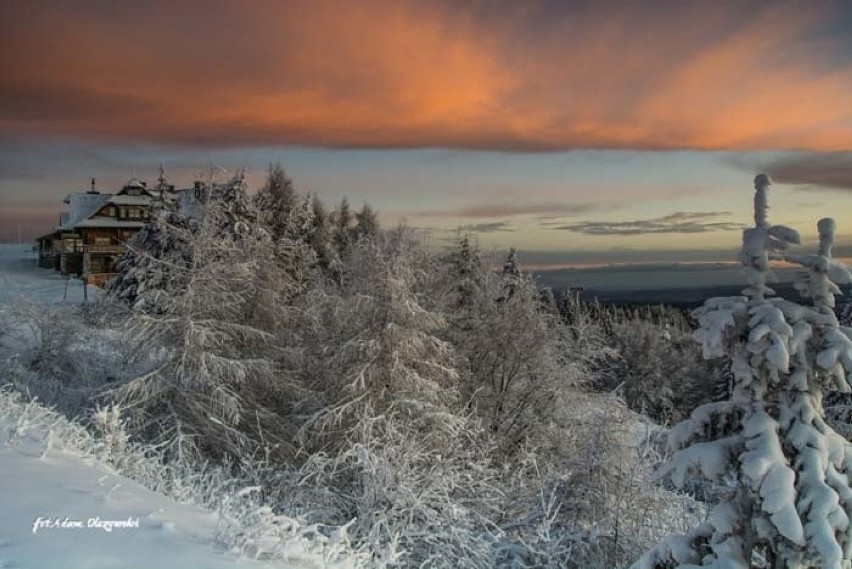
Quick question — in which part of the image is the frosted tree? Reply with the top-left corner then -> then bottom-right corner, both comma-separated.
209,169 -> 256,237
112,170 -> 299,460
636,174 -> 852,568
500,247 -> 523,301
331,197 -> 354,255
108,166 -> 193,311
255,162 -> 297,241
309,194 -> 341,278
295,231 -> 462,450
431,241 -> 570,448
353,203 -> 379,240
773,217 -> 852,567
436,234 -> 488,322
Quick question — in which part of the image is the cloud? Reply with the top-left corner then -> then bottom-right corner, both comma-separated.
458,221 -> 515,233
760,152 -> 852,191
2,1 -> 851,150
555,211 -> 745,236
473,248 -> 742,268
416,201 -> 603,219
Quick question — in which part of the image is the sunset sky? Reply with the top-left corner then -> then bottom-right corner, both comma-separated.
2,0 -> 852,266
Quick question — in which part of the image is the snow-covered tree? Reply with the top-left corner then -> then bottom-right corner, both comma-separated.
209,169 -> 256,237
354,203 -> 380,240
255,162 -> 297,242
431,241 -> 573,448
112,171 -> 298,460
295,230 -> 462,451
637,174 -> 852,568
107,167 -> 193,312
500,247 -> 523,301
309,194 -> 341,278
332,197 -> 354,256
435,234 -> 489,324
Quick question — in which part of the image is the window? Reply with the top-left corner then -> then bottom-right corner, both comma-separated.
117,206 -> 148,220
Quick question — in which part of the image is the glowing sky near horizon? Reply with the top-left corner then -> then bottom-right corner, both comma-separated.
2,0 -> 852,265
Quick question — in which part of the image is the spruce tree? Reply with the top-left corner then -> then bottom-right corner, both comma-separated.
255,162 -> 297,241
107,166 -> 192,312
309,193 -> 341,279
500,247 -> 523,301
637,174 -> 852,568
332,197 -> 353,256
354,203 -> 380,240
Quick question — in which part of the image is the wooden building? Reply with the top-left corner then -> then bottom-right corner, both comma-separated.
36,178 -> 156,286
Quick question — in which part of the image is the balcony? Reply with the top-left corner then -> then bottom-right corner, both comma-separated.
84,244 -> 125,254
85,273 -> 121,287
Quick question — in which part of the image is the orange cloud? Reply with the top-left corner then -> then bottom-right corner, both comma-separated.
1,1 -> 851,150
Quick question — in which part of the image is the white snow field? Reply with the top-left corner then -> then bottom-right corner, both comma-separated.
0,244 -> 100,305
0,245 -> 362,569
0,409 -> 274,569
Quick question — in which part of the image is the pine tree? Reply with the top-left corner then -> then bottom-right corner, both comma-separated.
500,247 -> 523,301
441,234 -> 488,316
354,203 -> 380,240
296,232 -> 461,450
636,174 -> 852,568
113,181 -> 296,460
255,162 -> 297,241
331,197 -> 354,257
309,194 -> 341,278
107,166 -> 193,312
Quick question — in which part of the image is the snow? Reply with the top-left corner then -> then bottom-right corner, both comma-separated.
60,193 -> 111,230
0,397 -> 309,569
1,433 -> 245,569
0,245 -> 101,305
0,245 -> 360,569
108,195 -> 152,206
74,219 -> 146,228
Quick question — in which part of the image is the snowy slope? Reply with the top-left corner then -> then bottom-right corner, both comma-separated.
0,397 -> 314,569
1,437 -> 258,569
0,246 -> 365,569
0,244 -> 100,305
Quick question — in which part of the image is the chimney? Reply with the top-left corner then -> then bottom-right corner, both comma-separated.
87,177 -> 99,194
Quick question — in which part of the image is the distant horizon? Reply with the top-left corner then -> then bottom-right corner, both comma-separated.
4,241 -> 851,289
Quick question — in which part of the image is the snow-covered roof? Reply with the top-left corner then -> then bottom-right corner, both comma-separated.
123,177 -> 146,190
108,195 -> 152,206
59,193 -> 111,230
38,182 -> 195,241
73,219 -> 146,229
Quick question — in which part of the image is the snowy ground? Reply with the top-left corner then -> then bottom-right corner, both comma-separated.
0,416 -> 289,569
0,245 -> 352,569
0,244 -> 100,305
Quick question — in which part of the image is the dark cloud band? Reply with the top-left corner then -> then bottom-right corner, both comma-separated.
554,211 -> 745,236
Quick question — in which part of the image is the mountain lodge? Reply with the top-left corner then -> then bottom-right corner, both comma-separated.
35,177 -> 172,286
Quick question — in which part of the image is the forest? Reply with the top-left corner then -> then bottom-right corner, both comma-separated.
4,167 -> 852,568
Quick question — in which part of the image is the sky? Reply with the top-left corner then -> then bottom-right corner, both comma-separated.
2,0 -> 852,266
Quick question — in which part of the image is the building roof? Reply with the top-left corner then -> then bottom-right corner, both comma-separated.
108,195 -> 151,206
38,179 -> 199,242
59,193 -> 111,230
73,219 -> 147,229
